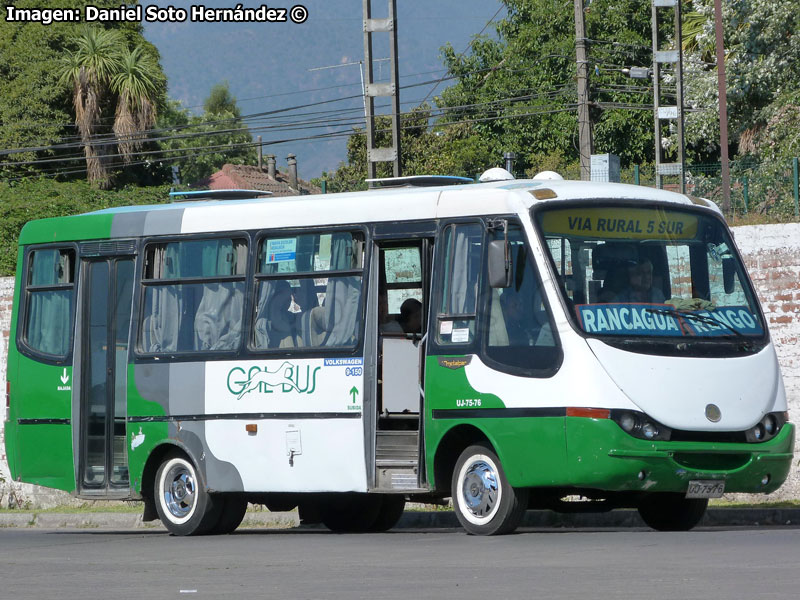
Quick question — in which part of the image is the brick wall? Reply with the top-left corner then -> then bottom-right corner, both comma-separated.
731,224 -> 800,500
1,223 -> 799,507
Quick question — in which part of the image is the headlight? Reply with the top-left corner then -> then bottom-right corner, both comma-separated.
641,422 -> 660,440
610,410 -> 671,441
619,412 -> 637,433
763,414 -> 777,435
746,412 -> 788,443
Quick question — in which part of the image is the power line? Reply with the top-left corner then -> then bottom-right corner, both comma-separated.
416,5 -> 506,108
1,85 -> 578,167
2,103 -> 578,180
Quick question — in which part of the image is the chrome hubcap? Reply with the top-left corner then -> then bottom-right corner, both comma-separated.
461,459 -> 499,520
163,464 -> 196,519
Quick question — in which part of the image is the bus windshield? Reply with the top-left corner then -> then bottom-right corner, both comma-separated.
535,203 -> 765,340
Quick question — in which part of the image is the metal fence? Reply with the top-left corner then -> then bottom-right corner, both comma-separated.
612,159 -> 800,220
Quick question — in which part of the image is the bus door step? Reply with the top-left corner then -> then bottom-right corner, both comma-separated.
376,431 -> 419,490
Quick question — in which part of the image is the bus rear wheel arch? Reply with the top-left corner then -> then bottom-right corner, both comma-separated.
451,443 -> 529,535
154,451 -> 222,536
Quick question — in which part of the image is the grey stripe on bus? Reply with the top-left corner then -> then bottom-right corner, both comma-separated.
143,208 -> 184,236
110,207 -> 184,238
132,361 -> 245,493
109,211 -> 147,239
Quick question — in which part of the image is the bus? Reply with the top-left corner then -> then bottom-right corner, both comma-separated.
3,173 -> 794,536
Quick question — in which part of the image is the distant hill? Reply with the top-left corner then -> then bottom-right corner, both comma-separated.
143,0 -> 502,179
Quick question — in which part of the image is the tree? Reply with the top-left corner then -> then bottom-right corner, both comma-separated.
204,81 -> 241,118
0,1 -> 163,183
315,106 -> 496,193
58,26 -> 124,188
436,0 -> 657,171
323,0 -> 655,190
157,88 -> 256,185
681,0 -> 800,162
58,26 -> 167,188
111,46 -> 165,164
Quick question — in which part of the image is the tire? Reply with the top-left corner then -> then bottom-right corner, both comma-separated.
154,452 -> 222,536
319,493 -> 382,533
637,493 -> 708,531
368,495 -> 406,532
209,495 -> 248,535
451,443 -> 529,536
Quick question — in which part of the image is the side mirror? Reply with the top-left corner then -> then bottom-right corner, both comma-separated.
722,257 -> 736,294
488,239 -> 512,288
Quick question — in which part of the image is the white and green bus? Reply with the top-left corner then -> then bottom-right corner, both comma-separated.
4,173 -> 794,535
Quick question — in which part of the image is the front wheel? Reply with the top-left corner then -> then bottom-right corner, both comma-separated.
637,493 -> 708,531
451,443 -> 529,535
154,452 -> 221,536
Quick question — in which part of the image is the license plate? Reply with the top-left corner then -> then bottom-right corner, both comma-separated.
686,480 -> 725,499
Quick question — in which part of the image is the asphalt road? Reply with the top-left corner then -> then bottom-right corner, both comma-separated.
2,526 -> 799,599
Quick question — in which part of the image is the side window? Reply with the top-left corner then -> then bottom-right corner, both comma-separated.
253,231 -> 364,350
545,237 -> 581,302
707,245 -> 748,306
23,248 -> 76,357
666,245 -> 692,299
140,237 -> 247,354
484,225 -> 559,372
436,223 -> 482,346
380,245 -> 423,335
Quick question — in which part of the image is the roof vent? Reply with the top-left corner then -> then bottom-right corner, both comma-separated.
479,167 -> 515,182
169,189 -> 273,202
366,175 -> 473,188
532,171 -> 564,180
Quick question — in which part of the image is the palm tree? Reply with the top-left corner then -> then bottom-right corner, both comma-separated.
111,46 -> 163,164
58,27 -> 123,188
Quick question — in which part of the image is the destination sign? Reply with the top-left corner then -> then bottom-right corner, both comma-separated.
541,207 -> 698,240
576,303 -> 763,337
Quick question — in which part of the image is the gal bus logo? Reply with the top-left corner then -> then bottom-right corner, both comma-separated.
227,361 -> 321,399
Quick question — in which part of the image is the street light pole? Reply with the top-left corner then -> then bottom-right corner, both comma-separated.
714,0 -> 731,214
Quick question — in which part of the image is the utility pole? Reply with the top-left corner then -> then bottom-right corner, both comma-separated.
714,0 -> 731,213
363,0 -> 401,182
574,0 -> 592,180
651,0 -> 686,193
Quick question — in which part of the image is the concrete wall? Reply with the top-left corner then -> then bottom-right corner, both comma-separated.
1,223 -> 799,507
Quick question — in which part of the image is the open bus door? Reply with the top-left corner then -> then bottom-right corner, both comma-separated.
371,225 -> 434,492
76,245 -> 136,497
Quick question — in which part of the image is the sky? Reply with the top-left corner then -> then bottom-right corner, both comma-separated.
142,0 -> 505,179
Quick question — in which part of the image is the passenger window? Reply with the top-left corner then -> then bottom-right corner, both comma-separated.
484,225 -> 559,372
380,246 -> 423,335
140,238 -> 247,354
253,231 -> 364,350
436,223 -> 482,346
24,248 -> 75,357
666,245 -> 692,299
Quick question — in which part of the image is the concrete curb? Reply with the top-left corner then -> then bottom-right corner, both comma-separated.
1,508 -> 798,530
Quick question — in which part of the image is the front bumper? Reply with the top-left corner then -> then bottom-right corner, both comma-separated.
565,418 -> 795,494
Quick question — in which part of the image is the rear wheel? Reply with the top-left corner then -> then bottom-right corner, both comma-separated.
369,495 -> 406,532
154,452 -> 221,536
209,495 -> 249,535
637,493 -> 708,531
320,493 -> 382,533
451,443 -> 528,536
